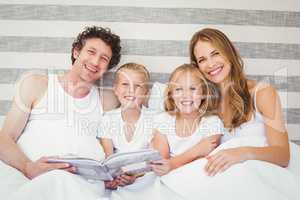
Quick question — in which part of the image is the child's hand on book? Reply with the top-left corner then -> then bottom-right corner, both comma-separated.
104,179 -> 119,190
117,174 -> 137,187
150,159 -> 172,176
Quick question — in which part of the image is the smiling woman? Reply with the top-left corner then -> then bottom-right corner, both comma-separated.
155,27 -> 300,200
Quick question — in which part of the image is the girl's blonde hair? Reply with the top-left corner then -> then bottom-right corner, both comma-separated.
164,64 -> 220,117
189,28 -> 253,129
114,62 -> 150,88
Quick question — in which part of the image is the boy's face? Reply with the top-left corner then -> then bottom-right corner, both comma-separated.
114,69 -> 148,109
72,38 -> 112,83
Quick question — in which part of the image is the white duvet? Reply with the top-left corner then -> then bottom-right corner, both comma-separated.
1,138 -> 300,200
160,137 -> 300,200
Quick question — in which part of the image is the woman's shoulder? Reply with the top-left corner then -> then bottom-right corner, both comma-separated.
247,79 -> 280,114
246,79 -> 276,95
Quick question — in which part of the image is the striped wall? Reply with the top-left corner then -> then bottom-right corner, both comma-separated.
0,0 -> 300,145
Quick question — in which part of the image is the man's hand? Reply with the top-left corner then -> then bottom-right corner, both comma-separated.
24,156 -> 76,179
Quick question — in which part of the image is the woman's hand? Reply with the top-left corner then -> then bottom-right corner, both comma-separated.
151,159 -> 172,176
205,147 -> 250,176
117,174 -> 137,187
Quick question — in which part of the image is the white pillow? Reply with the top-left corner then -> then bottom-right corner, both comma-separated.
148,82 -> 167,112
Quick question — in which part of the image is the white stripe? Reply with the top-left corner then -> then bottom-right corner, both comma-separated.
0,84 -> 15,101
0,52 -> 71,69
0,82 -> 299,109
1,0 -> 300,11
1,20 -> 300,44
1,53 -> 300,76
288,124 -> 300,140
243,59 -> 300,76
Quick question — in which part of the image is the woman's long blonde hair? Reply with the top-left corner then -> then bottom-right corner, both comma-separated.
189,28 -> 253,129
164,64 -> 220,117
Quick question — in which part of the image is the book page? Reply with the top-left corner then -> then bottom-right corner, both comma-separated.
47,157 -> 113,181
103,149 -> 161,177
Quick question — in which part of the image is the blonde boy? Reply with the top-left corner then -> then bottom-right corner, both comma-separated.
97,63 -> 154,187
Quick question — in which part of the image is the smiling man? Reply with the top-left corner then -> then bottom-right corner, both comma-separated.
0,26 -> 121,200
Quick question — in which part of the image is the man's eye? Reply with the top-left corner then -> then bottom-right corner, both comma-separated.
101,57 -> 109,62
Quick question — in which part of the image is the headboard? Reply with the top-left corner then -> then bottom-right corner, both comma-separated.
0,0 -> 299,145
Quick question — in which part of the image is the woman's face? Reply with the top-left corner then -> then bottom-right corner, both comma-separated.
193,40 -> 231,85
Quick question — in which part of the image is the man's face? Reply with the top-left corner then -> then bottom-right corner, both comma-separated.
72,38 -> 112,83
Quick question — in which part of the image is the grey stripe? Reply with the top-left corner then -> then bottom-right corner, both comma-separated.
0,100 -> 11,115
0,99 -> 299,123
292,140 -> 300,146
1,37 -> 300,60
0,4 -> 300,27
1,69 -> 300,92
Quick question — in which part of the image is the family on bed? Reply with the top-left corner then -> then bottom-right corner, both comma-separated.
0,26 -> 299,200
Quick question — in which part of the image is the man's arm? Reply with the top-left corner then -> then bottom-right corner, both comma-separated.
0,74 -> 70,178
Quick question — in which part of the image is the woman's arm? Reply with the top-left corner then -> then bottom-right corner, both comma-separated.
246,84 -> 289,166
205,85 -> 290,176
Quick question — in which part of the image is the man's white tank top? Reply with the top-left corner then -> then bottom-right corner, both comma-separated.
17,74 -> 105,161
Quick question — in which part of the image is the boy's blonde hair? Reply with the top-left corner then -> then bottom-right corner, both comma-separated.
114,62 -> 150,87
164,64 -> 220,116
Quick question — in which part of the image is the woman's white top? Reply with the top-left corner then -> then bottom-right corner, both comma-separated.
153,112 -> 227,157
17,74 -> 105,161
221,83 -> 268,144
97,107 -> 154,153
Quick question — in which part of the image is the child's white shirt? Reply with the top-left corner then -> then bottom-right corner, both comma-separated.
97,107 -> 154,153
153,112 -> 228,157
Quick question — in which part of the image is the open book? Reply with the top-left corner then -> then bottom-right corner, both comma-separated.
47,149 -> 161,181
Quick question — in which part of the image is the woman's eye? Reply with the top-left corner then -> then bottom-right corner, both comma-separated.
190,87 -> 196,91
122,83 -> 129,86
175,88 -> 182,91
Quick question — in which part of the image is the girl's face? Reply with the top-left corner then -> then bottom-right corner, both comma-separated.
171,73 -> 204,115
114,69 -> 148,109
193,40 -> 231,85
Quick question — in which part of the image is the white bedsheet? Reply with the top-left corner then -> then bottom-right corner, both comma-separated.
161,139 -> 300,200
1,140 -> 300,200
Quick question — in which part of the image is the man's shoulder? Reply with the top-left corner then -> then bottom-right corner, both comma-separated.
18,72 -> 48,88
16,72 -> 48,103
